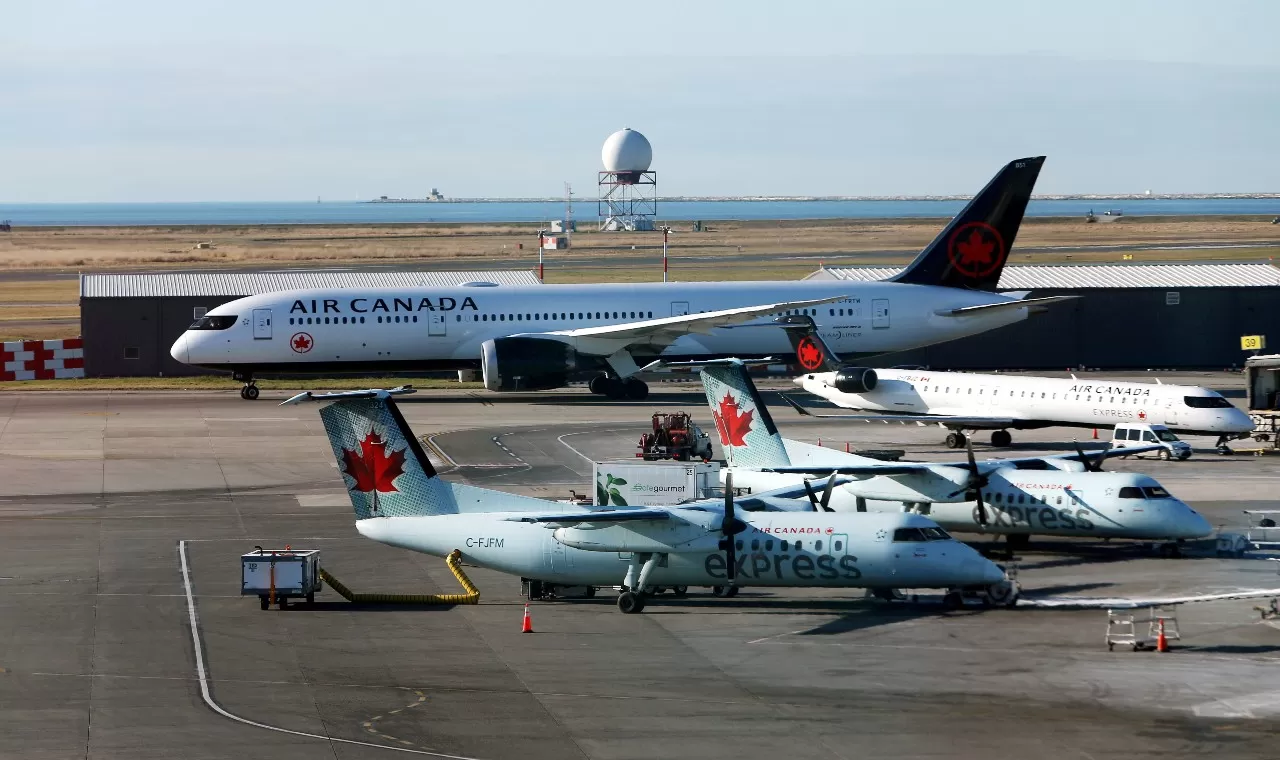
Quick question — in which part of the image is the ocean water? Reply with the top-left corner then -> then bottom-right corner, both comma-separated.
1,198 -> 1278,227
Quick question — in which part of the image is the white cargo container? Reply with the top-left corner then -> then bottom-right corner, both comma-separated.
241,548 -> 322,610
594,461 -> 721,507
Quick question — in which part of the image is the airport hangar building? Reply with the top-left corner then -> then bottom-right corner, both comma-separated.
78,270 -> 542,377
809,263 -> 1280,370
80,263 -> 1280,377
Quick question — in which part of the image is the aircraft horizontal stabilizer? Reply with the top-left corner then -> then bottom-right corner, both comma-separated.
933,295 -> 1076,318
1022,588 -> 1280,609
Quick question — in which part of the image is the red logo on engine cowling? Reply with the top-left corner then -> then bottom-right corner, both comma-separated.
946,222 -> 1006,279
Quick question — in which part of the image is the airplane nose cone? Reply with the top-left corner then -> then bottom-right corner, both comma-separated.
170,333 -> 189,363
1179,505 -> 1214,539
792,375 -> 805,387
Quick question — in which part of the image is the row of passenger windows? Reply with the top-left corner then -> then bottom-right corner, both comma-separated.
988,491 -> 1066,506
920,385 -> 1151,405
736,538 -> 844,552
461,310 -> 654,323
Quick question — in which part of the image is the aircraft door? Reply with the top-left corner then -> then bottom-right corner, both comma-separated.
828,533 -> 849,557
671,301 -> 690,317
871,299 -> 890,329
1163,397 -> 1178,426
252,309 -> 272,340
428,313 -> 447,337
547,537 -> 571,572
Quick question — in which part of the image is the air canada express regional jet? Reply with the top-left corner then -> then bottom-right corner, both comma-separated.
171,156 -> 1068,400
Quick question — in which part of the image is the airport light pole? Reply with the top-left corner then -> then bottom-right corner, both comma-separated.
660,225 -> 671,283
537,228 -> 546,282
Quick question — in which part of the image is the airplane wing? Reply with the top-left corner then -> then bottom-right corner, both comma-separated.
506,295 -> 844,375
761,444 -> 1168,477
779,393 -> 1016,429
507,508 -> 673,525
1022,588 -> 1280,609
933,295 -> 1077,317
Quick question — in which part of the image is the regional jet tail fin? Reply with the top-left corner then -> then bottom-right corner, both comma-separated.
699,362 -> 792,469
776,315 -> 842,372
890,156 -> 1045,292
283,387 -> 459,519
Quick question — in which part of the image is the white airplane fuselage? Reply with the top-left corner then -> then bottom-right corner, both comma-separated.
170,280 -> 1033,378
797,369 -> 1254,437
355,509 -> 1006,589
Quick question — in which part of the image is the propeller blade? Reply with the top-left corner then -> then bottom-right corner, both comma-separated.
1091,442 -> 1111,472
965,436 -> 979,475
975,483 -> 988,526
820,472 -> 838,512
1072,441 -> 1105,472
802,479 -> 821,511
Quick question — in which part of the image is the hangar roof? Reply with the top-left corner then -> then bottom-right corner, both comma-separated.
81,270 -> 543,298
807,263 -> 1280,289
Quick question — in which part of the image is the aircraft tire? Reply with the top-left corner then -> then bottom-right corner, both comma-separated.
991,430 -> 1012,447
617,591 -> 646,614
623,379 -> 649,400
603,379 -> 627,400
945,432 -> 965,449
260,596 -> 269,610
942,591 -> 964,610
711,585 -> 739,598
671,585 -> 688,597
244,385 -> 260,401
588,375 -> 609,395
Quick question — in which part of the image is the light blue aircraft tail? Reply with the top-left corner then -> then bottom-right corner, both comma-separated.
289,387 -> 568,519
699,363 -> 792,469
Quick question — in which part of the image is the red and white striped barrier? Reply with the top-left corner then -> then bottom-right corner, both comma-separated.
2,338 -> 85,381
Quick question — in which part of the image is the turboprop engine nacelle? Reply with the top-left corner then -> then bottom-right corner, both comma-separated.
481,337 -> 581,392
839,468 -> 972,504
832,366 -> 878,394
552,523 -> 719,554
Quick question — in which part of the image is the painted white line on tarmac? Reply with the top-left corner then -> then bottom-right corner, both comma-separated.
178,539 -> 487,758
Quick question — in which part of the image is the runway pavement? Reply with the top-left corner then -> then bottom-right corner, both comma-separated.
2,386 -> 1280,758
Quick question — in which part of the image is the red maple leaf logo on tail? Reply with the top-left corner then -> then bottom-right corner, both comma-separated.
341,429 -> 406,493
796,336 -> 824,371
712,392 -> 754,447
946,222 -> 1005,278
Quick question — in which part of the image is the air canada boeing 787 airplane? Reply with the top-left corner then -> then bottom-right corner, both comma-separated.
171,157 -> 1066,400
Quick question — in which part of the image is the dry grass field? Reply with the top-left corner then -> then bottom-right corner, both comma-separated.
0,215 -> 1276,341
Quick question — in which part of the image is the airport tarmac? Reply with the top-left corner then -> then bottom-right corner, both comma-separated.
3,384 -> 1280,758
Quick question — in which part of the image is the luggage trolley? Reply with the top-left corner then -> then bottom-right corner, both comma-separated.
1106,606 -> 1181,651
242,547 -> 322,609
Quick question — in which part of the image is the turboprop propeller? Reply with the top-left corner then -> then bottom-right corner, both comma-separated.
718,472 -> 748,582
947,438 -> 990,526
802,472 -> 840,512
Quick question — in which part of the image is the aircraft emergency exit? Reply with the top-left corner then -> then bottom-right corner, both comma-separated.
172,157 -> 1067,400
781,320 -> 1255,449
694,361 -> 1214,555
284,387 -> 1013,613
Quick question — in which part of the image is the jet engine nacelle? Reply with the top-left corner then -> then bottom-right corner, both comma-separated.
480,337 -> 577,392
832,366 -> 878,394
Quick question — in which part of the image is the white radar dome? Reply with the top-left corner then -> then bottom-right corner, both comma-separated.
601,128 -> 653,173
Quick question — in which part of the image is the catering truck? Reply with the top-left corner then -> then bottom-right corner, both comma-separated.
1245,354 -> 1280,447
594,461 -> 721,507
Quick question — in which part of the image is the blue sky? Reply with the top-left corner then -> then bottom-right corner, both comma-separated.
4,1 -> 1279,201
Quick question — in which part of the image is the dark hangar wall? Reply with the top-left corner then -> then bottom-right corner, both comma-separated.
81,295 -> 240,377
879,286 -> 1278,370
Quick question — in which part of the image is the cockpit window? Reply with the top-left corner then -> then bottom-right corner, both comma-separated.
892,527 -> 928,542
1118,487 -> 1143,499
1143,486 -> 1172,499
1183,395 -> 1232,409
189,315 -> 237,330
921,527 -> 952,541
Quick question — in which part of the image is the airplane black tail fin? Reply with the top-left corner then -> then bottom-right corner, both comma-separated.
891,156 -> 1045,291
776,315 -> 842,372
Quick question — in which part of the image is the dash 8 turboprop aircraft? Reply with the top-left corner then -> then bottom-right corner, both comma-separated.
284,387 -> 1013,613
693,361 -> 1213,554
782,320 -> 1254,450
173,157 -> 1070,400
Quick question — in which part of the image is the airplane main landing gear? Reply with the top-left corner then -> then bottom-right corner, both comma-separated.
991,430 -> 1012,447
617,591 -> 646,614
589,375 -> 649,400
945,432 -> 968,449
710,585 -> 739,598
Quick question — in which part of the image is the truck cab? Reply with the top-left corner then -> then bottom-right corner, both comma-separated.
1112,423 -> 1192,461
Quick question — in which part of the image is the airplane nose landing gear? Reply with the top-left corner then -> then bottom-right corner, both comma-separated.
233,372 -> 259,400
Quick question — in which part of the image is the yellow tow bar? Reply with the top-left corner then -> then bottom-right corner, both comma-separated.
319,549 -> 479,605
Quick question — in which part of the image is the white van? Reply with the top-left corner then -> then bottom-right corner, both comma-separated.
1112,423 -> 1193,460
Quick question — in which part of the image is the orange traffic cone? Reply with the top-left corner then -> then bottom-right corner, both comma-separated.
817,438 -> 822,447
521,602 -> 534,633
1092,428 -> 1098,440
1156,619 -> 1168,653
845,442 -> 851,453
